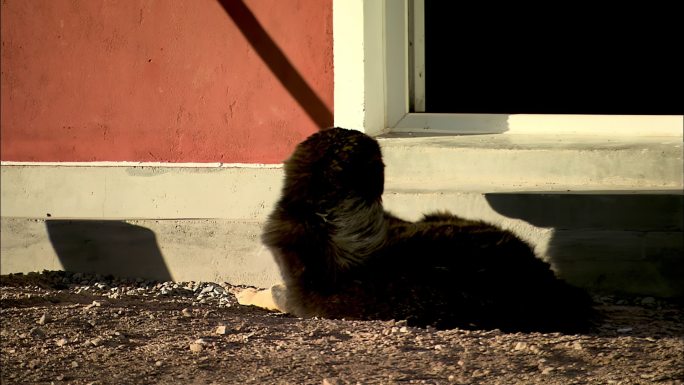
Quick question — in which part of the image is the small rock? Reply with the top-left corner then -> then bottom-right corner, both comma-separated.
84,300 -> 104,310
189,342 -> 203,352
213,286 -> 225,294
71,361 -> 79,368
37,313 -> 51,325
29,327 -> 46,339
617,327 -> 633,333
198,356 -> 210,363
541,367 -> 555,375
200,285 -> 214,294
155,360 -> 163,367
55,338 -> 68,347
112,331 -> 129,344
56,374 -> 65,381
215,325 -> 227,335
322,378 -> 343,385
399,326 -> 409,333
434,344 -> 444,350
571,341 -> 583,350
513,342 -> 527,351
90,337 -> 104,347
182,308 -> 192,317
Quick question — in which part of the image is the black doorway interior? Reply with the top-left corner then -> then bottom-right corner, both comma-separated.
423,2 -> 682,115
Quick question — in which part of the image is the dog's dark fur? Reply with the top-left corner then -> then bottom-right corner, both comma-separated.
262,127 -> 594,331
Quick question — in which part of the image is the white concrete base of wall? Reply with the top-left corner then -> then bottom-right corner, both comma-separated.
1,218 -> 281,288
2,134 -> 682,296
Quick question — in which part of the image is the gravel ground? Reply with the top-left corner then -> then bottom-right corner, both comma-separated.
1,271 -> 683,385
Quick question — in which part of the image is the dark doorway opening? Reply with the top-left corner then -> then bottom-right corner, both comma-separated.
423,2 -> 682,114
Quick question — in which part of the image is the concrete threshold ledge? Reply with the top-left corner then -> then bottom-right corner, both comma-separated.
380,134 -> 683,192
0,165 -> 284,219
2,134 -> 681,219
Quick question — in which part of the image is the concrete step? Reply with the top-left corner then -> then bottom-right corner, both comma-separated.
2,135 -> 681,219
0,165 -> 283,220
380,134 -> 683,192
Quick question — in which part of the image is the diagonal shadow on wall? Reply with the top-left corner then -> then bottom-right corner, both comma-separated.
217,0 -> 333,129
46,220 -> 172,281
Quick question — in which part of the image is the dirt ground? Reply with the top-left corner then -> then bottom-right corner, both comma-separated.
1,271 -> 682,385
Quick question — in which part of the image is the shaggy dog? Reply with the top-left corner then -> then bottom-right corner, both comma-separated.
250,127 -> 593,332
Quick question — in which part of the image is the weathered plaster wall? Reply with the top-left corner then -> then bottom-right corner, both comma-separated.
1,0 -> 333,163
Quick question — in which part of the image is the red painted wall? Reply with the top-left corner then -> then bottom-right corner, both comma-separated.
1,0 -> 333,163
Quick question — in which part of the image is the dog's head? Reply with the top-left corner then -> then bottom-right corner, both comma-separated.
281,127 -> 385,208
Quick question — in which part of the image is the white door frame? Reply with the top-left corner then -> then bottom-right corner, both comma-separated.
333,0 -> 682,137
